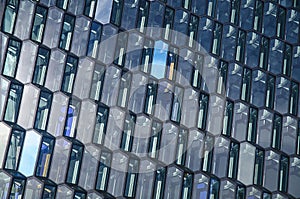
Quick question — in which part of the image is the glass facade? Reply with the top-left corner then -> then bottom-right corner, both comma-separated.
0,0 -> 300,198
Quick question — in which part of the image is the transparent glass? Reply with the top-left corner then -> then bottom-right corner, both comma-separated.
59,14 -> 75,51
32,47 -> 50,86
31,5 -> 47,43
3,39 -> 21,78
4,83 -> 23,123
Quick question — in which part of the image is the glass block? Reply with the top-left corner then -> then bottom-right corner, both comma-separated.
15,41 -> 38,84
4,82 -> 23,123
59,14 -> 75,51
18,130 -> 42,176
262,2 -> 277,37
49,137 -> 71,184
121,0 -> 138,30
43,7 -> 63,49
24,178 -> 43,199
67,0 -> 84,15
212,137 -> 230,178
44,50 -> 66,92
128,72 -> 147,114
176,49 -> 194,87
185,129 -> 204,171
17,84 -> 39,129
181,88 -> 198,128
76,100 -> 97,144
232,102 -> 248,141
220,180 -> 235,198
2,38 -> 22,78
1,0 -> 19,34
263,150 -> 280,191
151,40 -> 168,79
154,81 -> 173,121
0,122 -> 12,168
158,122 -> 178,165
135,159 -> 156,199
192,173 -> 209,199
146,1 -> 164,38
164,166 -> 183,199
257,108 -> 273,148
274,77 -> 290,114
107,151 -> 128,197
227,63 -> 242,100
86,22 -> 102,59
251,70 -> 267,107
171,9 -> 188,47
94,0 -> 113,24
281,116 -> 297,155
288,157 -> 300,198
55,185 -> 73,199
78,145 -> 100,190
286,9 -> 299,44
237,142 -> 255,185
0,171 -> 11,199
207,94 -> 225,135
104,107 -> 125,150
100,65 -> 121,106
0,77 -> 9,120
71,16 -> 90,57
131,115 -> 151,157
31,5 -> 48,43
47,92 -> 69,137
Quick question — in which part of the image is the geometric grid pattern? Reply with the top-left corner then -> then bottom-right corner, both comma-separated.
0,0 -> 300,198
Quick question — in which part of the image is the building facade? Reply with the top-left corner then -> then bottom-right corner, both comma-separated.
0,0 -> 300,198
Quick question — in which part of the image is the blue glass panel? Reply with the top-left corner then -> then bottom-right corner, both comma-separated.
36,136 -> 55,177
151,40 -> 168,79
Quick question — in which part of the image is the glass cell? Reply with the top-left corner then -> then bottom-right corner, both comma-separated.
265,74 -> 275,109
222,100 -> 234,137
92,104 -> 109,145
263,150 -> 280,191
237,142 -> 255,185
221,25 -> 237,61
35,135 -> 55,178
235,29 -> 246,63
63,98 -> 81,138
56,0 -> 69,10
113,32 -> 128,67
87,22 -> 102,58
253,0 -> 263,32
286,9 -> 299,44
246,32 -> 260,68
227,63 -> 242,100
253,148 -> 264,186
259,36 -> 269,70
10,176 -> 26,199
136,0 -> 149,33
241,67 -> 251,102
1,0 -> 19,34
247,107 -> 258,144
288,157 -> 300,197
197,92 -> 209,130
146,1 -> 164,38
31,5 -> 48,43
192,173 -> 209,199
120,112 -> 136,152
144,79 -> 157,115
175,128 -> 188,166
147,120 -> 162,159
117,71 -> 132,108
170,86 -> 183,123
61,55 -> 78,94
165,46 -> 178,81
124,158 -> 139,198
163,6 -> 174,40
24,178 -> 43,199
0,171 -> 11,199
212,22 -> 222,56
2,39 -> 21,78
110,0 -> 124,26
59,14 -> 75,51
202,134 -> 214,173
95,150 -> 111,191
262,2 -> 277,37
84,0 -> 97,18
4,82 -> 23,123
5,129 -> 25,170
278,155 -> 288,192
209,178 -> 220,199
140,38 -> 154,74
172,9 -> 188,46
240,0 -> 255,30
66,143 -> 83,185
212,137 -> 230,178
34,91 -> 52,131
121,0 -> 138,30
18,130 -> 42,176
164,166 -> 183,199
269,39 -> 284,75
32,47 -> 50,86
152,167 -> 166,199
289,81 -> 298,115
90,64 -> 105,101
228,142 -> 239,179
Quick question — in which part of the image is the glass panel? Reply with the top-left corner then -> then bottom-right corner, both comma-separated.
235,30 -> 246,63
120,113 -> 136,152
31,5 -> 47,43
289,81 -> 298,115
272,114 -> 282,150
202,134 -> 213,172
140,39 -> 154,73
2,39 -> 21,78
163,7 -> 174,40
36,136 -> 55,177
42,184 -> 56,199
63,98 -> 80,138
110,0 -> 124,26
259,36 -> 269,70
0,172 -> 10,199
171,86 -> 183,123
34,91 -> 52,131
87,22 -> 102,58
124,158 -> 139,198
181,173 -> 193,199
175,128 -> 188,166
265,74 -> 275,109
96,151 -> 111,191
61,55 -> 78,94
164,166 -> 182,199
222,100 -> 233,137
92,105 -> 109,145
253,0 -> 263,32
191,53 -> 203,89
197,93 -> 209,130
247,107 -> 258,143
10,178 -> 26,199
113,32 -> 128,67
56,0 -> 69,10
4,83 -> 23,123
241,67 -> 251,102
144,80 -> 157,115
278,155 -> 288,192
228,142 -> 239,179
18,130 -> 42,176
90,64 -> 105,101
59,14 -> 75,51
1,0 -> 19,34
66,143 -> 83,184
165,46 -> 178,81
117,71 -> 132,108
136,0 -> 149,33
147,120 -> 162,159
152,167 -> 166,199
253,149 -> 264,186
84,0 -> 97,18
212,22 -> 222,56
209,178 -> 220,199
32,47 -> 50,86
5,129 -> 25,170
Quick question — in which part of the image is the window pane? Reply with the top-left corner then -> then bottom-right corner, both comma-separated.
84,0 -> 97,18
90,64 -> 105,101
96,151 -> 111,191
63,98 -> 81,138
117,71 -> 132,108
151,40 -> 168,79
56,0 -> 69,10
32,47 -> 50,86
59,14 -> 75,51
124,158 -> 139,198
110,0 -> 124,26
31,6 -> 48,43
4,83 -> 23,123
1,0 -> 19,34
5,129 -> 25,170
93,105 -> 109,145
66,143 -> 83,184
144,80 -> 157,115
36,135 -> 55,177
87,22 -> 102,58
120,113 -> 136,152
34,91 -> 52,131
61,55 -> 78,94
2,39 -> 21,78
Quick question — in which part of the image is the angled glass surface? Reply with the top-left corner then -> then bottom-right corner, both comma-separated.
59,14 -> 75,51
2,39 -> 21,78
31,5 -> 48,43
